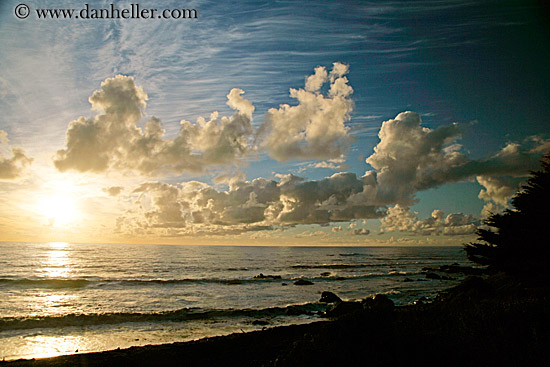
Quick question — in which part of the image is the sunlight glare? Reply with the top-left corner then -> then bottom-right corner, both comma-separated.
38,195 -> 79,227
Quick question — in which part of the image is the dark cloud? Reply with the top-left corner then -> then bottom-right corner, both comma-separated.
116,172 -> 386,235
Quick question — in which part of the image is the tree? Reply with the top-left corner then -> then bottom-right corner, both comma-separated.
465,154 -> 550,277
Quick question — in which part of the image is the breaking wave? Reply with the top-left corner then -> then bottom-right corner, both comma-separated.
0,302 -> 328,331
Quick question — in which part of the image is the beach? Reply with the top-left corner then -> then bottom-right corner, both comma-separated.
4,272 -> 549,366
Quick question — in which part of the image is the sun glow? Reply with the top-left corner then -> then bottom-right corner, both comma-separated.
38,194 -> 79,227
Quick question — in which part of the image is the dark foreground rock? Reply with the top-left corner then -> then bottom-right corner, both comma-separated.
324,301 -> 363,318
5,274 -> 549,367
362,294 -> 394,311
319,291 -> 341,303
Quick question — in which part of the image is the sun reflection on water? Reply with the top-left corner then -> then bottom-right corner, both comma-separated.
8,335 -> 85,360
41,242 -> 72,278
49,242 -> 69,249
34,242 -> 79,317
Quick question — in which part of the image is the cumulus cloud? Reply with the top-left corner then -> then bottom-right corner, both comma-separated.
116,172 -> 386,235
365,111 -> 466,205
54,64 -> 359,176
259,62 -> 356,161
305,65 -> 328,92
0,131 -> 33,179
476,176 -> 517,207
352,228 -> 370,235
476,175 -> 522,217
54,75 -> 255,175
364,112 -> 549,206
57,67 -> 546,238
113,107 -> 549,237
380,205 -> 478,236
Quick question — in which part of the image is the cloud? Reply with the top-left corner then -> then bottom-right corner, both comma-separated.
380,205 -> 478,236
364,112 -> 549,206
0,131 -> 33,179
115,110 -> 548,236
476,174 -> 530,217
295,230 -> 328,239
305,65 -> 328,92
476,175 -> 520,205
259,62 -> 356,161
365,111 -> 466,205
116,172 -> 386,236
307,157 -> 350,171
54,75 -> 255,175
54,64 -> 357,175
352,228 -> 370,235
0,130 -> 8,144
61,70 -> 547,237
103,186 -> 123,197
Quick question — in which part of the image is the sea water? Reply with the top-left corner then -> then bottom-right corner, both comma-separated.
0,242 -> 474,360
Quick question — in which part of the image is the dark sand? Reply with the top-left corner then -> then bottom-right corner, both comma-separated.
4,273 -> 549,366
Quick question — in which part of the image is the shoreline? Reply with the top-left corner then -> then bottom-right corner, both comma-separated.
3,273 -> 549,366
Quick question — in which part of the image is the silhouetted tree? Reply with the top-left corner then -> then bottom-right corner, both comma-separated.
465,154 -> 550,277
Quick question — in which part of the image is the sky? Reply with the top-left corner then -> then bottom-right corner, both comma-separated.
0,0 -> 549,246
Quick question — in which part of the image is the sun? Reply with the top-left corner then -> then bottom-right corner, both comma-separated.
38,194 -> 79,227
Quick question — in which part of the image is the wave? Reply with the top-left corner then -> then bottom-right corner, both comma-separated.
0,303 -> 328,331
0,278 -> 91,289
338,253 -> 366,257
0,269 -> 419,290
292,264 -> 369,269
303,271 -> 418,282
117,278 -> 249,286
388,271 -> 408,276
0,277 -> 273,289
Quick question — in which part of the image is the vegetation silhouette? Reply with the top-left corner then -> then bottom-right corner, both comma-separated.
465,153 -> 550,277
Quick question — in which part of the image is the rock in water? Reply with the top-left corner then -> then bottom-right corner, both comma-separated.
294,279 -> 314,285
254,273 -> 282,280
319,291 -> 342,303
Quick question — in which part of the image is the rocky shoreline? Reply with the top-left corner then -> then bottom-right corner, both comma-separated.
3,272 -> 549,366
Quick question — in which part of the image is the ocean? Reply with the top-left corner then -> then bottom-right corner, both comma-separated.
0,242 -> 474,361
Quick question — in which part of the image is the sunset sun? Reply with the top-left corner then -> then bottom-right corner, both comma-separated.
38,194 -> 79,226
